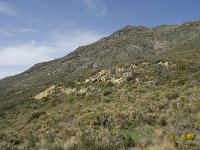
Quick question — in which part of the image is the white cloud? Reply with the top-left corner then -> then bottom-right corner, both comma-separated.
81,0 -> 107,16
0,71 -> 14,79
0,2 -> 16,16
0,42 -> 56,66
0,30 -> 104,78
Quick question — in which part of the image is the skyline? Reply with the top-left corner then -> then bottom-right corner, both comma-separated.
0,0 -> 200,79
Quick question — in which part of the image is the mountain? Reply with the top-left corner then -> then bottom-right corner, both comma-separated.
0,20 -> 200,150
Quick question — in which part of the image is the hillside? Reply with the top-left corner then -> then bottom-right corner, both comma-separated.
0,20 -> 200,150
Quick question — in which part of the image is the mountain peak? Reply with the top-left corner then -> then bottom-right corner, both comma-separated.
119,25 -> 149,31
112,25 -> 149,38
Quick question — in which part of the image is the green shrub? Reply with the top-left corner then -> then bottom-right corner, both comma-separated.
121,125 -> 153,148
25,132 -> 38,149
106,81 -> 114,87
31,111 -> 46,119
164,90 -> 180,100
103,89 -> 113,96
47,142 -> 65,150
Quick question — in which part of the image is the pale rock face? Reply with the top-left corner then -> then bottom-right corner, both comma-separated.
99,70 -> 107,75
61,87 -> 76,94
158,62 -> 164,65
135,78 -> 140,83
122,72 -> 131,77
84,69 -> 109,83
115,67 -> 125,73
111,78 -> 123,84
78,88 -> 87,94
84,68 -> 132,85
143,62 -> 149,66
34,86 -> 77,100
163,62 -> 169,67
154,41 -> 167,50
75,81 -> 81,85
34,85 -> 56,100
130,64 -> 137,69
84,79 -> 90,83
158,62 -> 169,67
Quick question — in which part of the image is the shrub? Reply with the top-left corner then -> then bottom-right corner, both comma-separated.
103,89 -> 113,96
158,114 -> 167,126
31,111 -> 46,119
25,132 -> 38,149
121,125 -> 153,148
10,139 -> 21,145
47,142 -> 65,150
181,132 -> 195,141
164,91 -> 180,100
106,81 -> 114,87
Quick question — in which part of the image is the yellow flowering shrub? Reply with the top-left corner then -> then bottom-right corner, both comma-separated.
181,133 -> 186,140
181,132 -> 194,141
187,132 -> 194,140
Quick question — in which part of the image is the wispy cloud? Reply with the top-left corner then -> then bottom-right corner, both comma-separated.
0,29 -> 13,37
0,29 -> 104,78
0,28 -> 38,37
51,29 -> 104,51
0,2 -> 16,16
81,0 -> 107,16
16,28 -> 38,33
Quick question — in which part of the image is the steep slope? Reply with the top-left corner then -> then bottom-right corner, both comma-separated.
0,20 -> 200,150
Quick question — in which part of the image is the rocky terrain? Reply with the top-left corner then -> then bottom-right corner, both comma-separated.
0,20 -> 200,150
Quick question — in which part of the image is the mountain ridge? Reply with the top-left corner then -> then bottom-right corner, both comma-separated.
0,20 -> 200,149
1,20 -> 200,81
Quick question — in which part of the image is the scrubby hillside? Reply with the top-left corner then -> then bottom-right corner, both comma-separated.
0,20 -> 200,150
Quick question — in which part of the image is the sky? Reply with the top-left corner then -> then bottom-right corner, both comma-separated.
0,0 -> 200,79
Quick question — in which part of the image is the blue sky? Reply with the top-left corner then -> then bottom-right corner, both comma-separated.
0,0 -> 200,79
